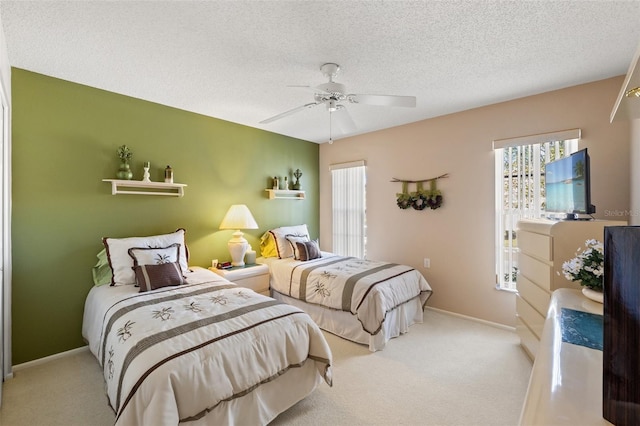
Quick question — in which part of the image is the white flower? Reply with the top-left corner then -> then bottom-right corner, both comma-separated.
561,239 -> 604,290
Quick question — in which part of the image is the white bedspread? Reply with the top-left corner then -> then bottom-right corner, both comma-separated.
264,253 -> 432,336
82,267 -> 332,425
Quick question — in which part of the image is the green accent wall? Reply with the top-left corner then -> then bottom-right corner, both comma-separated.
11,68 -> 319,364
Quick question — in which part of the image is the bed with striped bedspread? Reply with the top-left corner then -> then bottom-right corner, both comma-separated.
82,267 -> 332,425
268,253 -> 432,340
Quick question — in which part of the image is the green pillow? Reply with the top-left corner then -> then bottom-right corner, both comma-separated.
92,248 -> 112,286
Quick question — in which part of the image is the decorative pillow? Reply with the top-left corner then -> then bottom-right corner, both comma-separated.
128,243 -> 181,269
286,234 -> 311,260
296,240 -> 322,261
103,229 -> 189,286
259,231 -> 278,258
92,248 -> 113,286
133,262 -> 185,293
269,224 -> 310,258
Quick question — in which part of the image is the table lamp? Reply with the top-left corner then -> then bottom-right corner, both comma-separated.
219,204 -> 259,267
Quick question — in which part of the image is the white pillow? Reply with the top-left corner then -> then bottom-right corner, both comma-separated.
269,224 -> 310,258
128,243 -> 182,268
103,229 -> 189,286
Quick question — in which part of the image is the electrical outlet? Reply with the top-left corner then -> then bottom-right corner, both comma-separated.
423,258 -> 430,268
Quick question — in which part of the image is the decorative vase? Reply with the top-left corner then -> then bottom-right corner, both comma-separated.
292,168 -> 302,190
582,287 -> 604,304
116,161 -> 133,180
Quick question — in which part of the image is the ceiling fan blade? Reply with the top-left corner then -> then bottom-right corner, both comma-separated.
287,85 -> 331,95
260,102 -> 321,124
332,107 -> 357,133
348,94 -> 416,108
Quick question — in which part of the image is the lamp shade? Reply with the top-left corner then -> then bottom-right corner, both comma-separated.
219,204 -> 258,230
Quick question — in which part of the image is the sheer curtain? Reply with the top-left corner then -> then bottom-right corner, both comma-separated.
331,160 -> 366,258
493,129 -> 579,290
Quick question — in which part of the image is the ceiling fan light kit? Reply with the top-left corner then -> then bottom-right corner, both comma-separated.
260,62 -> 417,143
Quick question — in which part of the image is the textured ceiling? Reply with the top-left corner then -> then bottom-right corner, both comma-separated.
2,1 -> 640,143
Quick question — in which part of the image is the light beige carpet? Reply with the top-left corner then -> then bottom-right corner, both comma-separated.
0,309 -> 532,426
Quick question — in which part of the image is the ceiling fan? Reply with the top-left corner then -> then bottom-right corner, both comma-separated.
259,63 -> 417,143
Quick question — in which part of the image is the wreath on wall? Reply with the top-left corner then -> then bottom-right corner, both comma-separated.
393,174 -> 448,211
396,182 -> 413,209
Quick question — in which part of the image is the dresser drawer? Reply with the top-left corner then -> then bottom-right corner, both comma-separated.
516,317 -> 538,360
516,295 -> 546,339
518,230 -> 553,261
518,253 -> 552,290
517,275 -> 551,316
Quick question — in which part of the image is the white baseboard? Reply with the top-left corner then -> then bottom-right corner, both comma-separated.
10,345 -> 89,375
426,306 -> 516,332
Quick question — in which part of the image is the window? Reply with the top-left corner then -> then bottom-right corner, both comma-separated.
493,129 -> 580,291
331,160 -> 366,258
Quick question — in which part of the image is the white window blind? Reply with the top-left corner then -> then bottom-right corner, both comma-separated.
493,129 -> 580,291
331,160 -> 366,258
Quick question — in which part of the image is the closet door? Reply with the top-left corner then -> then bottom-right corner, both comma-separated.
0,96 -> 4,405
0,81 -> 9,406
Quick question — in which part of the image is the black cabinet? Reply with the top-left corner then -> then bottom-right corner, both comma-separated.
603,226 -> 640,425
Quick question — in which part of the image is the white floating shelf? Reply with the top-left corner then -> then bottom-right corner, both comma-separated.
103,179 -> 187,197
265,189 -> 305,200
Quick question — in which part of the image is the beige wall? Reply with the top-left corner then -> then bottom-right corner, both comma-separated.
320,76 -> 630,327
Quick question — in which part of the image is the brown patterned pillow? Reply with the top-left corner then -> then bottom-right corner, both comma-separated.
133,262 -> 185,292
296,240 -> 321,261
286,234 -> 311,260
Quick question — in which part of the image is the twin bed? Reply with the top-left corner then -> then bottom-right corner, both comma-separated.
261,253 -> 432,352
82,225 -> 431,424
260,224 -> 433,352
82,229 -> 332,425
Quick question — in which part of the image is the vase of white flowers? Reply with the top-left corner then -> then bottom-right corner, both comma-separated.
561,239 -> 604,302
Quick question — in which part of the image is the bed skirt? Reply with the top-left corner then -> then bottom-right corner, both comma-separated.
271,290 -> 424,352
189,360 -> 323,425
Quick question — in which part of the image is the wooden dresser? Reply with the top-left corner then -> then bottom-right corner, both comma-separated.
515,218 -> 625,360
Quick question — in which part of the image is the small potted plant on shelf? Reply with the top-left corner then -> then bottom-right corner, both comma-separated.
561,239 -> 604,303
116,145 -> 133,180
292,168 -> 302,190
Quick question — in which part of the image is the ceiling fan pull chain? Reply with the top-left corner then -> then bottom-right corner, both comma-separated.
329,110 -> 333,144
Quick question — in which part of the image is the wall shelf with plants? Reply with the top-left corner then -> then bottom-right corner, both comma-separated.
105,144 -> 186,196
265,189 -> 305,200
103,180 -> 187,197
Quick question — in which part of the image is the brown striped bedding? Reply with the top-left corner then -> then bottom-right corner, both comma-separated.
82,268 -> 332,425
269,254 -> 433,335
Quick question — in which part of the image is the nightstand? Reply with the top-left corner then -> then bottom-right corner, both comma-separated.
209,263 -> 270,296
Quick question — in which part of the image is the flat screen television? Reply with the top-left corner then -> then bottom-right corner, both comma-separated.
544,148 -> 595,219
